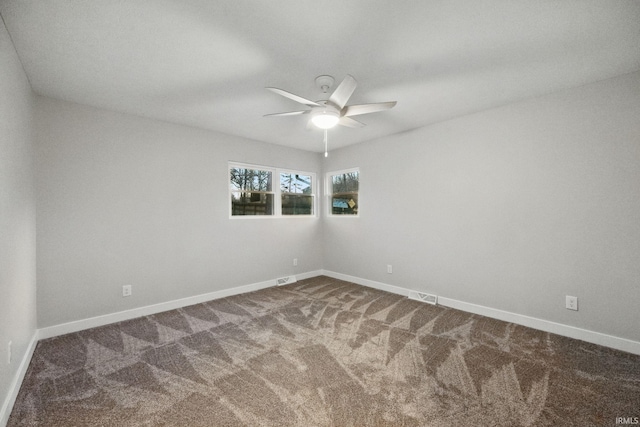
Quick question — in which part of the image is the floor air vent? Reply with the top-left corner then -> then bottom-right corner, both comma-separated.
408,291 -> 438,305
276,275 -> 297,286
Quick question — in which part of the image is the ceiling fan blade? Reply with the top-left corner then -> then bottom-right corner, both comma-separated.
338,116 -> 365,128
266,87 -> 321,107
328,75 -> 357,110
264,110 -> 310,117
343,101 -> 397,117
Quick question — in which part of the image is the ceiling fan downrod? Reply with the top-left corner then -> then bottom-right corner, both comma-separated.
324,129 -> 328,157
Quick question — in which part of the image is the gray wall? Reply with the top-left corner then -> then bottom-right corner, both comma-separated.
10,35 -> 640,357
322,71 -> 640,342
35,97 -> 323,328
0,17 -> 36,418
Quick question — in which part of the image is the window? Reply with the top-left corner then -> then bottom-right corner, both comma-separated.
280,172 -> 314,215
230,165 -> 274,216
328,168 -> 359,216
229,163 -> 316,217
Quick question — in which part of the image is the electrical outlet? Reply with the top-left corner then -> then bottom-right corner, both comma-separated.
293,258 -> 298,266
122,285 -> 132,297
387,265 -> 393,274
565,295 -> 578,311
8,341 -> 12,364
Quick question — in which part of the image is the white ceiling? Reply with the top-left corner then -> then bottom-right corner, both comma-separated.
2,1 -> 640,152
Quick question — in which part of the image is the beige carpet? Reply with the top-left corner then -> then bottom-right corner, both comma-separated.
8,276 -> 640,426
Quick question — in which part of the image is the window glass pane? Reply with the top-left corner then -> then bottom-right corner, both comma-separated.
331,171 -> 359,193
331,194 -> 358,215
280,173 -> 312,194
231,192 -> 274,215
282,194 -> 313,215
230,168 -> 272,192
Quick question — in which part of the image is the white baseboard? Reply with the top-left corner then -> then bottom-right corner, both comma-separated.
437,296 -> 640,355
322,270 -> 414,297
39,270 -> 322,340
0,332 -> 38,427
321,270 -> 640,356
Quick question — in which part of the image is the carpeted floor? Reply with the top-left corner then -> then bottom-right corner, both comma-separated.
8,276 -> 640,426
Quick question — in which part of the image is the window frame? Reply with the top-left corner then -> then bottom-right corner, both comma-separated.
326,167 -> 360,217
229,162 -> 317,219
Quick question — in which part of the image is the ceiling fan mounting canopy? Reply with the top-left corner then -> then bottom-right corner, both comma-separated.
315,75 -> 335,94
265,74 -> 397,130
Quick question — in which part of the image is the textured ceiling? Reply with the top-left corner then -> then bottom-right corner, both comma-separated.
2,1 -> 640,152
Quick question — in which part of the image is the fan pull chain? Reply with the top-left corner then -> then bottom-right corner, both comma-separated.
324,129 -> 328,157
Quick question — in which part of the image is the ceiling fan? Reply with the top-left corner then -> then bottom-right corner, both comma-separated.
264,75 -> 396,155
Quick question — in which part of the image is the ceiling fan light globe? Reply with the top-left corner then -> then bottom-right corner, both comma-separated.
311,112 -> 339,129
